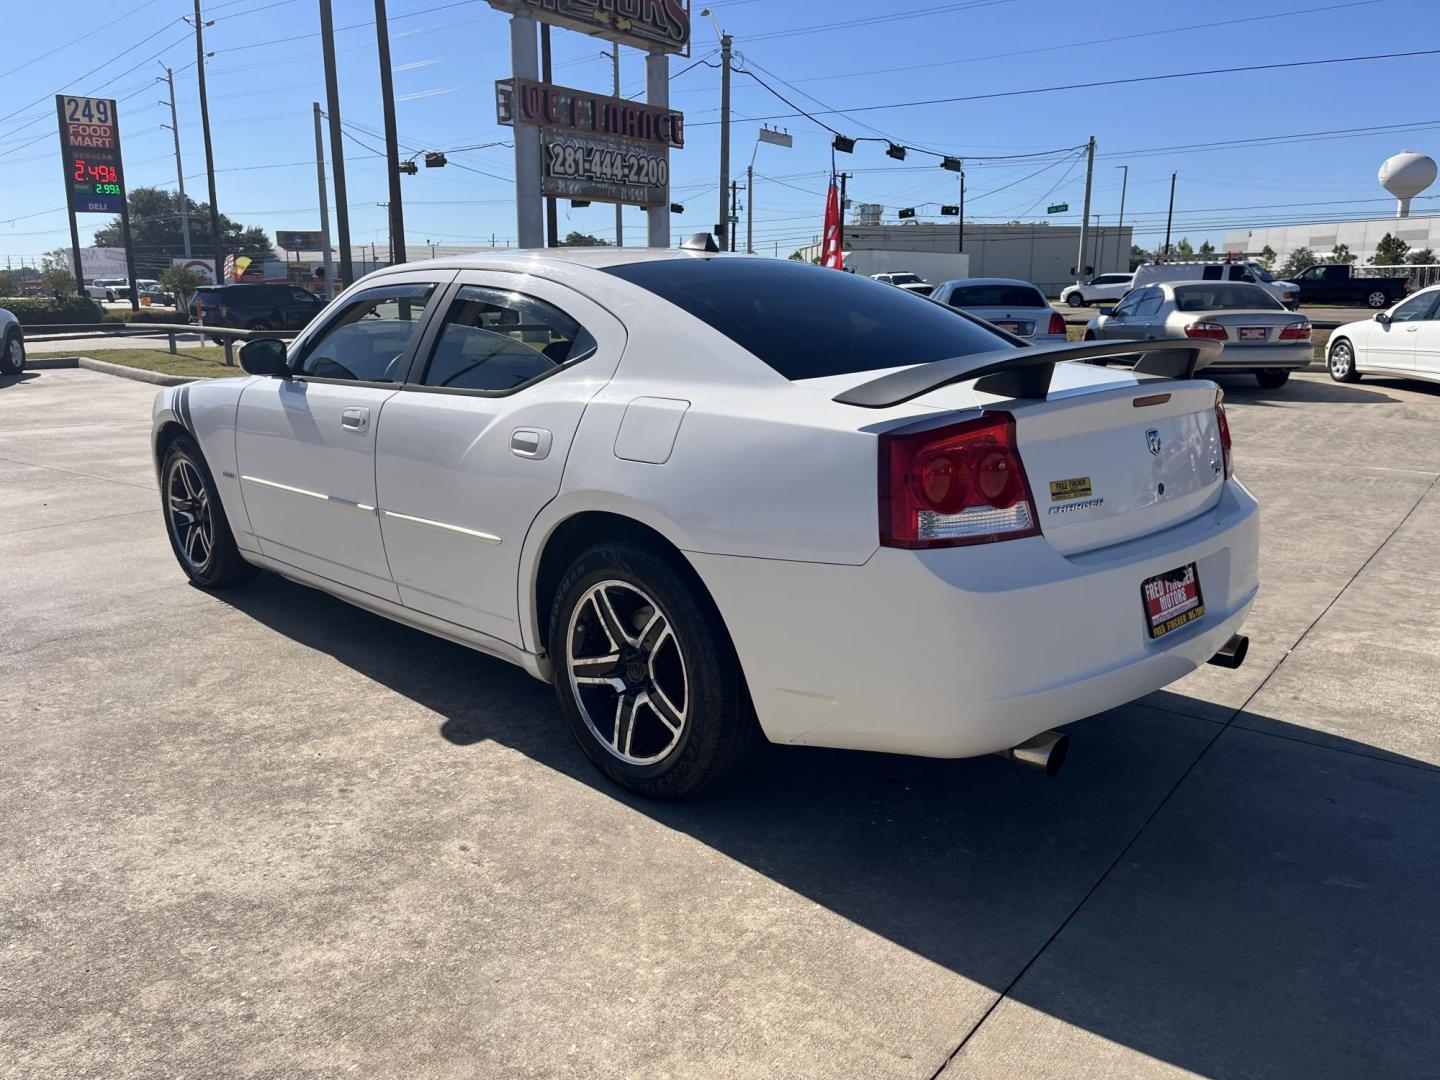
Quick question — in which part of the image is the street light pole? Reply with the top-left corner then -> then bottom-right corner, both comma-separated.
1163,171 -> 1178,261
1075,134 -> 1095,284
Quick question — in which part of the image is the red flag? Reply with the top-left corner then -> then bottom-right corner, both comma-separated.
820,177 -> 844,269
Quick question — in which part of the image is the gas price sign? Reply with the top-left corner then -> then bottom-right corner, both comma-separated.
55,95 -> 127,215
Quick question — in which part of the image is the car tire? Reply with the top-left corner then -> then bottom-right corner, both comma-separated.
1328,338 -> 1361,382
1067,293 -> 1086,308
0,330 -> 25,375
549,540 -> 760,799
1254,369 -> 1290,389
160,435 -> 257,589
1367,290 -> 1389,309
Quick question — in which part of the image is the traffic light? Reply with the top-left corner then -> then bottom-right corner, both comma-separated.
941,156 -> 962,172
898,207 -> 916,219
940,205 -> 960,216
886,143 -> 907,161
670,203 -> 685,213
424,152 -> 447,168
832,135 -> 855,154
397,160 -> 419,176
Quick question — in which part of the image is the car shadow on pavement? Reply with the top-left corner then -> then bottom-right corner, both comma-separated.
217,572 -> 1440,1079
1212,374 -> 1400,405
0,372 -> 41,389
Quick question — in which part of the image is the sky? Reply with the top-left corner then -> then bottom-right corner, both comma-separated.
2,0 -> 1439,268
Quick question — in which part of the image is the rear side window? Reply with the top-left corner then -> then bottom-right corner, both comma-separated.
944,284 -> 1047,308
1201,265 -> 1223,281
419,285 -> 596,393
602,258 -> 1011,380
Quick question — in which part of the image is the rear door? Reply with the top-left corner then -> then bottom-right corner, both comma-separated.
374,271 -> 626,645
234,277 -> 450,599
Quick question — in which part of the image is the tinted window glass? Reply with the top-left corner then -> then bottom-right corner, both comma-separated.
1174,284 -> 1283,311
1111,290 -> 1140,316
420,285 -> 597,392
603,259 -> 1013,380
1201,265 -> 1223,280
1133,288 -> 1163,317
945,284 -> 1047,308
297,282 -> 436,382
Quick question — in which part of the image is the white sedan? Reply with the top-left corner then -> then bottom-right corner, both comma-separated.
151,244 -> 1258,797
929,277 -> 1069,343
0,306 -> 24,375
1327,284 -> 1440,386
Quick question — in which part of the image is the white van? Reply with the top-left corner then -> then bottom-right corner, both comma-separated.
1131,261 -> 1299,308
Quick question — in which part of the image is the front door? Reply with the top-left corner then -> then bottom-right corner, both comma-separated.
234,278 -> 449,599
1408,292 -> 1440,377
1370,291 -> 1435,372
374,271 -> 626,646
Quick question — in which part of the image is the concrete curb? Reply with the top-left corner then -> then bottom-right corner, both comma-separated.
26,355 -> 202,386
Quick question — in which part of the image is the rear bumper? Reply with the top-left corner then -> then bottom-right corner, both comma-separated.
689,478 -> 1259,759
1209,342 -> 1313,370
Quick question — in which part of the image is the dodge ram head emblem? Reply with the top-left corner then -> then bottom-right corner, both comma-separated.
1146,429 -> 1162,456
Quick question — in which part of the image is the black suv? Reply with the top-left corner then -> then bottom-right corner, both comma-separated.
189,284 -> 327,338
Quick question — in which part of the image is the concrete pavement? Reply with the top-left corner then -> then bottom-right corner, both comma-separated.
1,367 -> 1438,1079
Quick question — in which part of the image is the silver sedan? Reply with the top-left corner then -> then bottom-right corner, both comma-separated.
1085,281 -> 1312,390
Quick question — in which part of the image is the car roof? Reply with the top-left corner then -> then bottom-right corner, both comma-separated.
365,245 -> 726,278
942,276 -> 1046,289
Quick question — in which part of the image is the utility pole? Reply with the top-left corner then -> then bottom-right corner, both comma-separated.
319,0 -> 354,286
541,24 -> 558,247
1163,171 -> 1178,261
958,169 -> 965,254
730,179 -> 740,251
717,29 -> 732,249
193,1 -> 222,286
613,44 -> 623,247
375,0 -> 406,266
837,172 -> 850,258
1114,163 -> 1129,272
746,163 -> 754,254
1075,134 -> 1095,285
159,66 -> 192,257
313,102 -> 335,299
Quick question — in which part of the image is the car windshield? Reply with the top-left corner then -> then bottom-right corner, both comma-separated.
1173,284 -> 1283,311
604,258 -> 1014,381
946,284 -> 1047,308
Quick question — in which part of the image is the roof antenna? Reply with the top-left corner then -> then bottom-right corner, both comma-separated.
681,232 -> 720,253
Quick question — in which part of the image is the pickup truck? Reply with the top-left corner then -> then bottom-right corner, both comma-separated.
1290,264 -> 1408,308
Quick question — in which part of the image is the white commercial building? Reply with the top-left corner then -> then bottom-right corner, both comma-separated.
796,222 -> 1133,297
1224,213 -> 1440,267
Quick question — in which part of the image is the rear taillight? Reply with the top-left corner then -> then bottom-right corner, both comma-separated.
1215,389 -> 1233,480
1185,322 -> 1228,340
1278,321 -> 1311,341
879,412 -> 1041,548
1047,311 -> 1066,335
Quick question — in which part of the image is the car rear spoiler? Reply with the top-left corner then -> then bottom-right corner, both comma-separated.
831,338 -> 1223,409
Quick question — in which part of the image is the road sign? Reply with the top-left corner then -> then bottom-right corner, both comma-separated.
1047,203 -> 1069,214
728,214 -> 738,224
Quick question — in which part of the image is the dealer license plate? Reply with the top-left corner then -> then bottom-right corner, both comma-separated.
994,321 -> 1023,334
1141,563 -> 1205,640
1239,327 -> 1267,341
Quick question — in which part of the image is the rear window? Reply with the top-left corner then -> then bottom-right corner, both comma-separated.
1174,284 -> 1282,312
944,284 -> 1047,308
602,258 -> 1012,380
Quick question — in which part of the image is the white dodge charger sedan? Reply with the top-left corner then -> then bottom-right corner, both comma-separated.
151,243 -> 1258,797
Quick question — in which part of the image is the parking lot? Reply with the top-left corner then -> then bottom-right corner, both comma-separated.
2,365 -> 1438,1078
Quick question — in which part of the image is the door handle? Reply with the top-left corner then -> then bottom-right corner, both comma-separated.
511,428 -> 552,460
340,406 -> 370,432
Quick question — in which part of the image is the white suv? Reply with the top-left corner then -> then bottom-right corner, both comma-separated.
1060,273 -> 1134,308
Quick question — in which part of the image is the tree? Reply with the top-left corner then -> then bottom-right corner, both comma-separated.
1197,240 -> 1216,258
0,268 -> 20,296
1410,248 -> 1436,265
39,248 -> 76,297
560,231 -> 610,247
1330,243 -> 1357,265
92,187 -> 273,266
1173,237 -> 1194,257
1259,245 -> 1277,269
159,265 -> 204,309
1129,244 -> 1152,270
1280,246 -> 1316,279
1370,232 -> 1410,266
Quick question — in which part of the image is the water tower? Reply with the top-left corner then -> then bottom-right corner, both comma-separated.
1379,151 -> 1437,218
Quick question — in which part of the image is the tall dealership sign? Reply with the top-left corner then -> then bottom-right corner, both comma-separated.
487,1 -> 688,248
55,95 -> 137,304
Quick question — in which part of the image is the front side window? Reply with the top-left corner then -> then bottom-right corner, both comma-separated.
1132,288 -> 1164,317
296,282 -> 437,383
1111,290 -> 1141,316
419,285 -> 596,393
1389,292 -> 1438,322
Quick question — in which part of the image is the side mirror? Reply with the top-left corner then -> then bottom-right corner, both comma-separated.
1374,312 -> 1391,326
239,337 -> 290,377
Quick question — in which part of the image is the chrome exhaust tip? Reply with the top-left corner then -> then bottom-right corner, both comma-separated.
996,730 -> 1069,777
1208,633 -> 1249,670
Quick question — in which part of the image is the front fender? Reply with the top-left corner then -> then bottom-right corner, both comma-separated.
151,379 -> 256,547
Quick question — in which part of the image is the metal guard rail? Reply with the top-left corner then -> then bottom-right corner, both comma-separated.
22,322 -> 299,367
